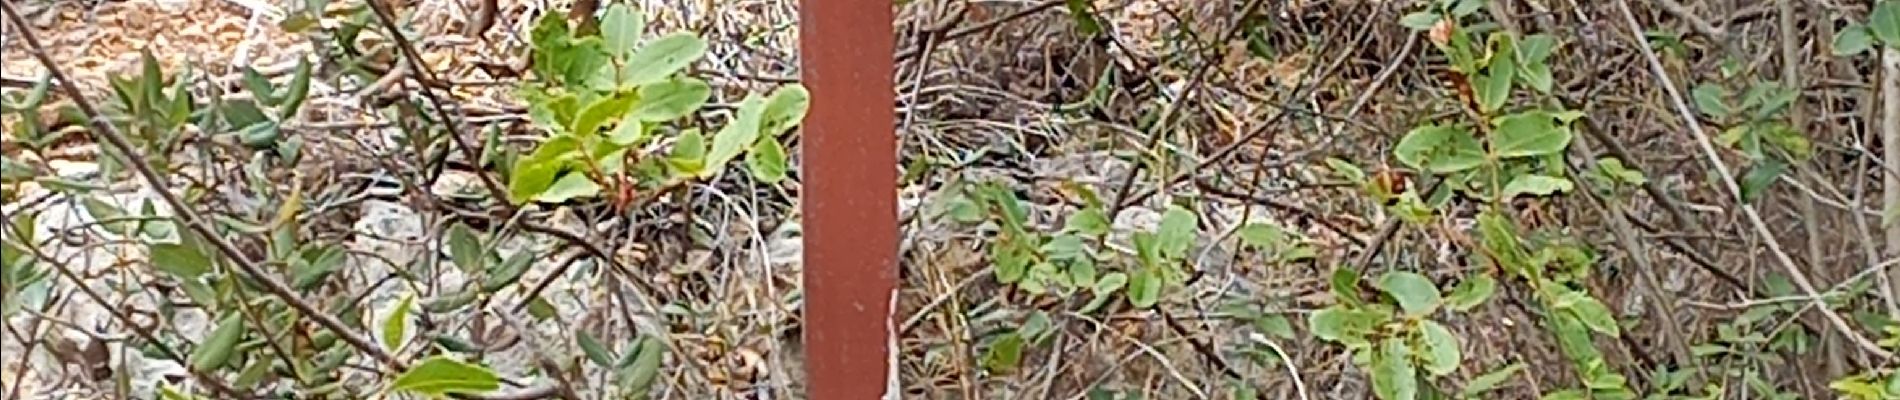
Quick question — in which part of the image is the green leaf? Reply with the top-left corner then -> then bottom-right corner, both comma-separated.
432,335 -> 483,354
577,331 -> 615,367
1094,272 -> 1128,295
447,223 -> 483,272
618,335 -> 665,392
1417,320 -> 1461,376
1,156 -> 38,184
621,32 -> 708,87
509,135 -> 581,200
1593,158 -> 1647,186
1740,159 -> 1787,203
1560,291 -> 1621,336
1744,82 -> 1800,119
1520,56 -> 1554,92
381,293 -> 415,352
508,160 -> 561,204
523,93 -> 559,132
745,137 -> 789,184
633,77 -> 711,122
1836,24 -> 1876,56
236,121 -> 282,148
150,231 -> 214,281
280,58 -> 312,117
1510,37 -> 1551,83
1376,271 -> 1441,317
669,128 -> 708,174
423,290 -> 480,313
191,314 -> 245,372
390,355 -> 501,396
562,39 -> 614,90
1449,0 -> 1483,16
535,173 -> 602,203
1501,174 -> 1573,199
1728,124 -> 1774,161
993,243 -> 1031,283
1399,11 -> 1440,30
1063,0 -> 1102,35
1761,122 -> 1812,161
1041,235 -> 1089,261
482,251 -> 534,293
1331,268 -> 1365,306
527,296 -> 557,320
1518,34 -> 1557,63
600,3 -> 646,57
1156,206 -> 1198,259
608,119 -> 648,147
1692,83 -> 1731,120
1539,389 -> 1589,400
1065,207 -> 1112,236
1068,257 -> 1098,288
161,384 -> 209,400
1444,275 -> 1495,311
1326,157 -> 1367,182
1491,111 -> 1572,158
36,177 -> 106,194
293,245 -> 345,290
943,195 -> 985,223
982,333 -> 1026,374
982,183 -> 1030,232
1128,267 -> 1163,308
1307,306 -> 1386,346
240,66 -> 276,106
530,12 -> 571,59
1476,68 -> 1513,113
1832,376 -> 1887,399
1463,363 -> 1523,396
82,196 -> 137,235
1371,339 -> 1419,400
1394,124 -> 1486,173
704,95 -> 766,177
1237,222 -> 1287,251
759,84 -> 811,137
571,92 -> 640,137
1874,0 -> 1900,45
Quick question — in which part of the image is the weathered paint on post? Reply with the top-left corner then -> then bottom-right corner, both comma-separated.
798,0 -> 897,398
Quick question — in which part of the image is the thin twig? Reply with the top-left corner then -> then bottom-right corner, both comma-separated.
1116,5 -> 1402,210
1648,0 -> 1728,45
359,0 -> 510,200
1611,0 -> 1894,360
1064,312 -> 1210,399
892,0 -> 1063,63
1106,0 -> 1276,215
3,4 -> 566,398
493,310 -> 583,400
1244,332 -> 1311,400
1,0 -> 403,371
0,215 -> 252,399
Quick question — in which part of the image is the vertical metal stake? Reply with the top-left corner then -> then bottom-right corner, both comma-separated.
798,0 -> 897,398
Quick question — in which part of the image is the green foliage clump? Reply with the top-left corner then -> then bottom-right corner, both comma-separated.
507,4 -> 807,205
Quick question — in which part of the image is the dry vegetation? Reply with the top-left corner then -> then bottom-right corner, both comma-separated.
4,0 -> 1900,399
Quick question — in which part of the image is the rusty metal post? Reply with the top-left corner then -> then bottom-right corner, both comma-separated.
798,0 -> 897,398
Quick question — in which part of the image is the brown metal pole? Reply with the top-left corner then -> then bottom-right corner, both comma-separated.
798,0 -> 897,398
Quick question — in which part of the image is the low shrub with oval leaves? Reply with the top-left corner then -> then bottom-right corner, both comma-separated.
505,4 -> 807,206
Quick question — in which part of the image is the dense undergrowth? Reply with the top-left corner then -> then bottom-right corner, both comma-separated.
8,0 -> 1900,398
